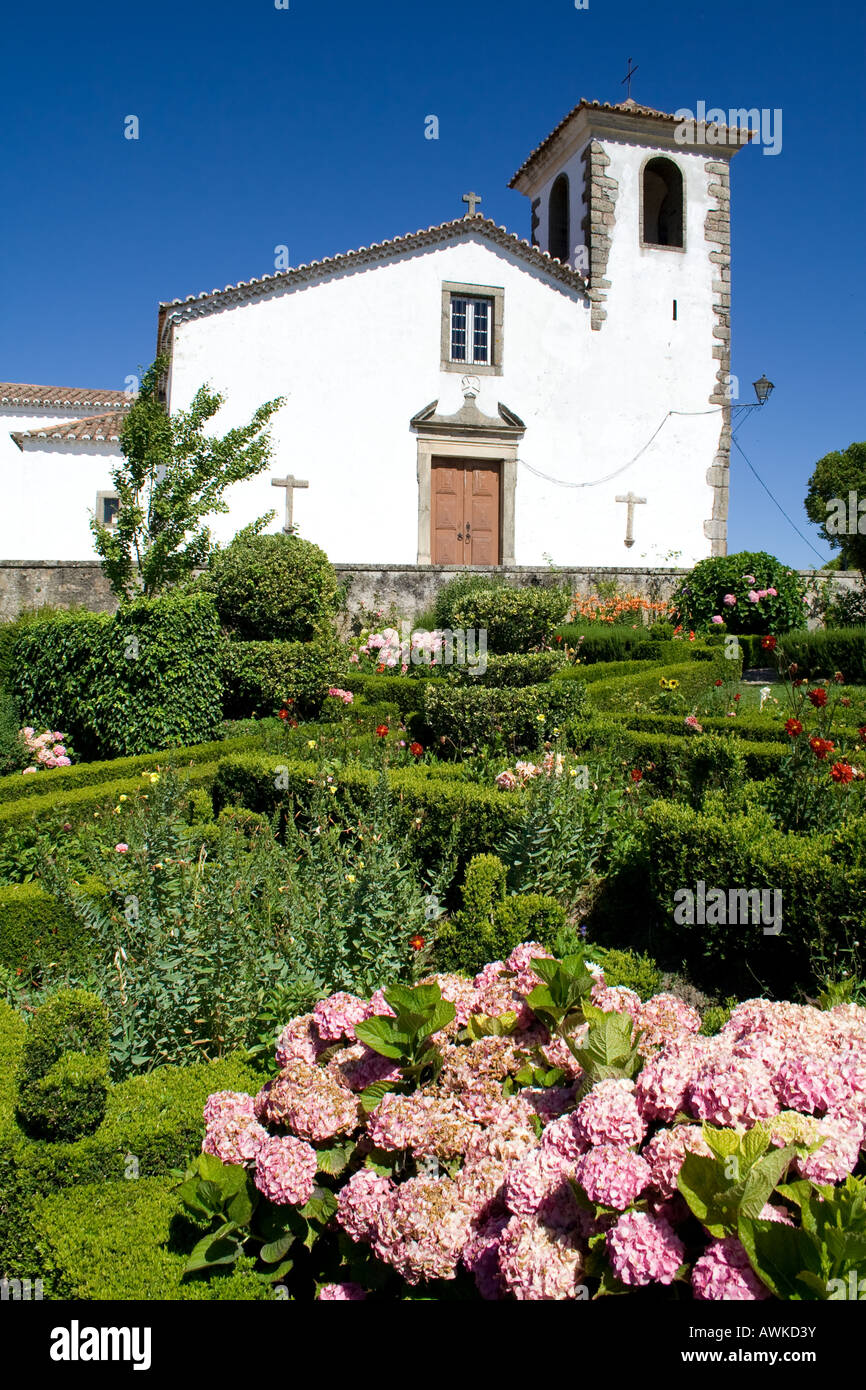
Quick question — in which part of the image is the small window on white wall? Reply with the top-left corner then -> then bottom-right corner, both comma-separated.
450,296 -> 491,365
440,282 -> 504,375
96,491 -> 120,526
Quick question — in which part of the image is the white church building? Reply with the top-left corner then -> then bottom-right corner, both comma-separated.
1,98 -> 750,569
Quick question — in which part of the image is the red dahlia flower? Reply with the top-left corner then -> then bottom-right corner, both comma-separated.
830,762 -> 854,784
278,710 -> 289,721
375,724 -> 389,738
409,742 -> 424,757
630,769 -> 643,783
809,736 -> 834,760
714,679 -> 723,687
784,719 -> 803,737
761,636 -> 777,651
409,934 -> 425,950
858,726 -> 866,742
807,688 -> 828,708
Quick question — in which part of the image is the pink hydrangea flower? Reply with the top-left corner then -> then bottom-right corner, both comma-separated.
497,1212 -> 586,1300
372,1176 -> 475,1284
575,1145 -> 651,1210
253,1134 -> 317,1206
607,1211 -> 685,1287
635,993 -> 701,1057
692,1236 -> 770,1300
641,1125 -> 712,1199
723,594 -> 737,606
336,1168 -> 395,1243
202,1090 -> 267,1165
574,1079 -> 646,1148
687,1057 -> 778,1127
590,982 -> 641,1018
462,1210 -> 510,1299
275,1013 -> 328,1068
318,1282 -> 366,1299
255,1061 -> 359,1142
312,992 -> 372,1041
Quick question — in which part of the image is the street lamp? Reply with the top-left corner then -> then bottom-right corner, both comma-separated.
753,374 -> 774,405
732,373 -> 775,435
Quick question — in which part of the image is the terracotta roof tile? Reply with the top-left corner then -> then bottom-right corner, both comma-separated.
509,97 -> 749,187
11,410 -> 126,449
158,215 -> 586,341
0,384 -> 133,412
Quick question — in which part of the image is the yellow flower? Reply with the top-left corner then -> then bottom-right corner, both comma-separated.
358,859 -> 365,868
119,794 -> 128,802
536,714 -> 545,722
114,806 -> 122,814
552,727 -> 560,736
669,679 -> 680,690
149,774 -> 159,784
346,874 -> 356,883
328,785 -> 337,795
307,740 -> 317,750
659,678 -> 668,689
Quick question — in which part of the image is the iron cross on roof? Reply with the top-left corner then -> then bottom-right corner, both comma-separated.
621,57 -> 639,101
462,191 -> 482,218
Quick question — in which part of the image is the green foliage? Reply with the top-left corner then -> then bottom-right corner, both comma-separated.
803,441 -> 866,574
0,882 -> 102,976
0,731 -> 261,808
432,572 -> 506,629
592,947 -> 663,1000
422,680 -> 586,752
699,999 -> 737,1035
33,1176 -> 273,1299
775,628 -> 866,683
740,1177 -> 866,1300
671,551 -> 807,635
585,653 -> 741,713
222,638 -> 346,719
15,989 -> 110,1141
446,651 -> 567,687
342,672 -> 445,716
554,627 -> 686,663
824,584 -> 866,628
523,953 -> 642,1094
0,687 -> 26,777
356,980 -> 456,1100
9,592 -> 224,760
445,585 -> 571,653
91,357 -> 285,600
434,854 -> 566,975
17,1052 -> 109,1142
678,1120 -> 801,1241
638,799 -> 866,995
205,529 -> 340,642
17,988 -> 110,1084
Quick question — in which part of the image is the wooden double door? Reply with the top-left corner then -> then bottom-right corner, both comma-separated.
431,458 -> 501,565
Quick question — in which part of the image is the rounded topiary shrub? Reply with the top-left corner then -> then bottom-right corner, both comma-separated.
671,551 -> 807,636
206,530 -> 340,642
17,1052 -> 109,1142
18,988 -> 110,1084
16,988 -> 111,1141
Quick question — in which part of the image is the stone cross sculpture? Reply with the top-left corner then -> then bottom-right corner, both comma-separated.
615,491 -> 646,548
271,474 -> 309,533
462,191 -> 482,217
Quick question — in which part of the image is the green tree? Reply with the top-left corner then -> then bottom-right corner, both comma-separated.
91,356 -> 284,599
804,441 -> 866,574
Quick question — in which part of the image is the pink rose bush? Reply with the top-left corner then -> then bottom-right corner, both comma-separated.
194,952 -> 866,1300
19,726 -> 73,773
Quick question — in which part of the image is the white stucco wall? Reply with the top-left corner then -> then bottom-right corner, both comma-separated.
0,410 -> 121,560
164,207 -> 721,568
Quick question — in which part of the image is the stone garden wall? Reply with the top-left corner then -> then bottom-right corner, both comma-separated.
0,559 -> 860,629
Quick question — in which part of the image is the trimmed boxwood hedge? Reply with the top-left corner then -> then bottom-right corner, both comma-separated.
0,879 -> 106,976
0,997 -> 264,1279
421,681 -> 586,750
221,638 -> 346,719
32,1176 -> 272,1300
585,654 -> 741,712
445,651 -> 567,687
9,593 -> 224,761
626,800 -> 866,996
212,754 -> 525,875
0,732 -> 263,807
342,672 -> 446,715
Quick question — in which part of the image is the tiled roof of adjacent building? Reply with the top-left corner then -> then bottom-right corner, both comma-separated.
157,215 -> 587,342
0,384 -> 133,412
11,410 -> 126,449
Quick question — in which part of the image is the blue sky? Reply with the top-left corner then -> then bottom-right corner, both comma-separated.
2,0 -> 863,569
